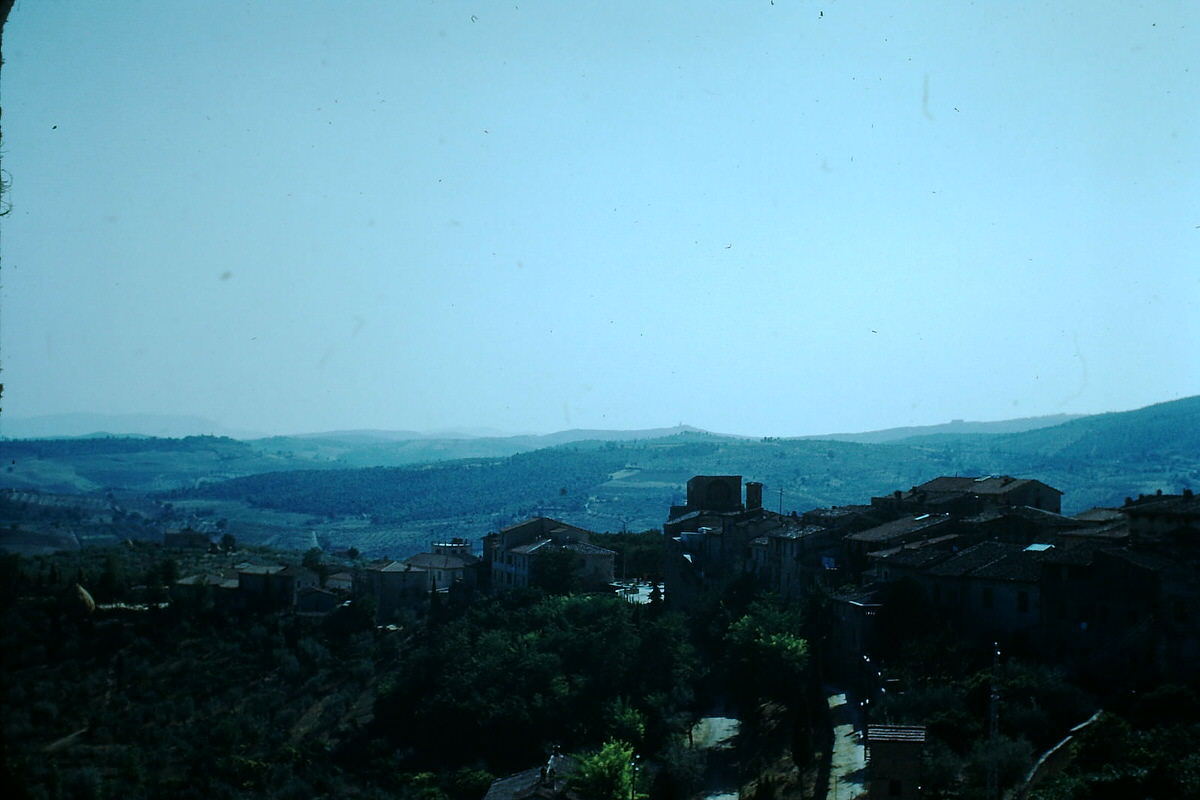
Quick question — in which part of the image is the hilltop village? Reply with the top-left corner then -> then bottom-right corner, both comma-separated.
4,472 -> 1200,800
168,473 -> 1200,693
147,473 -> 1200,798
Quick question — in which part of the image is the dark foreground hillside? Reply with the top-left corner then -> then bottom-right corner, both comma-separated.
5,541 -> 1200,800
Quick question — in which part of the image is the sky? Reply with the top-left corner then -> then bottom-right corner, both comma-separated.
1,1 -> 1197,438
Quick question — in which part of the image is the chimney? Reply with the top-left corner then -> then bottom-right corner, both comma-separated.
746,481 -> 763,511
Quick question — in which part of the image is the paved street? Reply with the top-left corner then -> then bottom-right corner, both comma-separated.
825,689 -> 867,800
691,707 -> 742,800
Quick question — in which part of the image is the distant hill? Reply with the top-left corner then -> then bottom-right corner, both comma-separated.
1,413 -> 265,440
160,396 -> 1197,546
250,425 -> 710,467
882,395 -> 1200,510
802,414 -> 1084,444
4,398 -> 1198,558
0,435 -> 314,494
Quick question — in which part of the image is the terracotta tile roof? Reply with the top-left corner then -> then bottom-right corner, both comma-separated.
1073,507 -> 1125,523
919,475 -> 1058,495
847,513 -> 952,543
500,516 -> 598,540
804,505 -> 882,523
565,541 -> 617,556
511,539 -> 616,557
971,550 -> 1045,582
926,541 -> 1018,577
1059,522 -> 1129,541
869,546 -> 956,570
509,540 -> 550,555
911,475 -> 1062,498
666,508 -> 741,525
1100,548 -> 1172,572
367,560 -> 423,573
965,506 -> 1079,526
1037,540 -> 1106,566
765,524 -> 831,540
1124,495 -> 1200,517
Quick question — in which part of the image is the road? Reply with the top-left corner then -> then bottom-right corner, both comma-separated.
691,707 -> 742,800
825,688 -> 867,800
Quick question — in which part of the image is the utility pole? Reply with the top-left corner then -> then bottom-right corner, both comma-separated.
778,487 -> 784,515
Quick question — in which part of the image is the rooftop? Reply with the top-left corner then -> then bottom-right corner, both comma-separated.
915,475 -> 1061,497
365,560 -> 425,573
236,564 -> 286,576
965,505 -> 1080,527
847,513 -> 952,544
511,539 -> 616,557
1073,507 -> 1126,523
868,541 -> 957,570
970,550 -> 1045,582
1123,493 -> 1200,517
926,541 -> 1019,578
500,516 -> 598,541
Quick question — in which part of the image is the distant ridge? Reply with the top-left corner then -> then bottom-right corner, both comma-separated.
525,425 -> 710,446
0,413 -> 266,440
9,398 -> 1193,451
3,395 -> 1198,548
275,424 -> 708,445
800,413 -> 1085,444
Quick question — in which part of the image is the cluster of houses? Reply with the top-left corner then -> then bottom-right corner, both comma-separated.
166,472 -> 1200,690
168,471 -> 1200,691
171,561 -> 348,615
168,519 -> 625,622
165,473 -> 1200,800
660,474 -> 1200,800
665,473 -> 1200,688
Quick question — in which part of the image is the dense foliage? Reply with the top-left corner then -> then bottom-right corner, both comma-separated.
373,590 -> 699,772
1028,685 -> 1200,799
173,447 -> 634,523
1,557 -> 389,798
0,541 -> 836,799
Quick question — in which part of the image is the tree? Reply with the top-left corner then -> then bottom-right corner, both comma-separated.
220,532 -> 236,552
302,547 -> 328,586
569,740 -> 637,800
530,546 -> 582,595
602,699 -> 646,750
302,547 -> 322,571
724,597 -> 810,710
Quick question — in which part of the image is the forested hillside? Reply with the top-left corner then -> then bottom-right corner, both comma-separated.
175,446 -> 634,523
4,397 -> 1199,557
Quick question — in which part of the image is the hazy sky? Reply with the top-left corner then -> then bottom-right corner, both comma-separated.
2,1 -> 1197,437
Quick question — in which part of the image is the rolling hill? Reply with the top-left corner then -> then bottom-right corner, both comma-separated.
3,397 -> 1198,557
